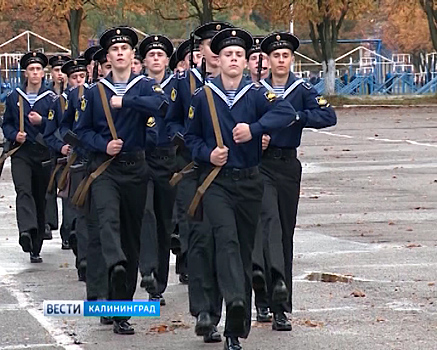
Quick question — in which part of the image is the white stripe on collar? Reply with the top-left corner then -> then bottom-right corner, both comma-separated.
16,88 -> 53,105
100,75 -> 146,95
283,78 -> 304,98
206,82 -> 254,109
260,78 -> 304,98
191,68 -> 203,83
62,92 -> 68,100
161,74 -> 173,89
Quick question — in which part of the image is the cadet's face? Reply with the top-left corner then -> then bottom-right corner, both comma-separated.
269,49 -> 294,77
176,61 -> 185,73
52,66 -> 66,84
144,49 -> 168,75
100,62 -> 112,78
247,52 -> 270,79
200,39 -> 219,68
107,43 -> 134,71
87,62 -> 94,78
68,71 -> 86,88
218,46 -> 246,78
132,58 -> 142,74
25,63 -> 45,85
183,51 -> 201,69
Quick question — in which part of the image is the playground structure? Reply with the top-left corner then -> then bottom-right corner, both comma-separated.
1,31 -> 437,96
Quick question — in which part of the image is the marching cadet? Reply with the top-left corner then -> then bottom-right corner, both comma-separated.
75,26 -> 168,335
165,21 -> 233,344
50,58 -> 89,280
251,32 -> 337,331
175,38 -> 202,70
44,54 -> 70,241
246,37 -> 270,83
169,50 -> 184,74
132,47 -> 143,74
83,45 -> 101,83
1,52 -> 56,263
93,48 -> 112,79
137,35 -> 176,306
185,28 -> 298,350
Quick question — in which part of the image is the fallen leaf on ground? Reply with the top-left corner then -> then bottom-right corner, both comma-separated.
351,289 -> 366,297
406,243 -> 421,248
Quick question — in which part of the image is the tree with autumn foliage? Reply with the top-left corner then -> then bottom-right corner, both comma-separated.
418,0 -> 437,51
272,0 -> 376,95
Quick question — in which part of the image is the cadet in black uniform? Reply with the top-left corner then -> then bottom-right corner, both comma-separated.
45,54 -> 70,241
83,45 -> 100,84
166,22 -> 233,344
185,28 -> 298,350
75,26 -> 168,335
246,37 -> 270,83
2,52 -> 56,263
252,32 -> 337,331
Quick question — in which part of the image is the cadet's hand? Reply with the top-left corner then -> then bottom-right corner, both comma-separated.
28,111 -> 42,125
110,96 -> 123,109
210,146 -> 228,167
262,134 -> 271,151
106,139 -> 123,156
15,131 -> 27,144
61,144 -> 71,156
233,123 -> 252,143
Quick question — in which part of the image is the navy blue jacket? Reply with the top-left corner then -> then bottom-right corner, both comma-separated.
44,90 -> 70,154
164,67 -> 204,139
260,73 -> 337,148
2,84 -> 56,145
185,75 -> 298,169
75,73 -> 168,154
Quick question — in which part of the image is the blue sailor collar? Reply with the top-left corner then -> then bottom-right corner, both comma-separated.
100,72 -> 147,95
205,75 -> 254,109
261,72 -> 304,98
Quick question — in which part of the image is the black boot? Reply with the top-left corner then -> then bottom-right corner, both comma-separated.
149,293 -> 166,306
224,336 -> 242,350
227,300 -> 245,335
252,269 -> 265,291
256,307 -> 272,323
272,312 -> 292,331
140,273 -> 158,294
113,319 -> 134,334
19,232 -> 33,253
43,224 -> 52,240
100,316 -> 113,325
203,325 -> 222,343
179,273 -> 189,284
30,252 -> 43,263
195,311 -> 213,336
78,260 -> 87,282
272,279 -> 288,304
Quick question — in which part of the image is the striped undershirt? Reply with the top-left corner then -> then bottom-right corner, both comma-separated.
272,86 -> 285,97
27,93 -> 37,108
226,89 -> 237,105
113,82 -> 128,96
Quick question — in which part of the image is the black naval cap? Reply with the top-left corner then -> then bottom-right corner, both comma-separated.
92,48 -> 108,64
194,21 -> 234,41
261,32 -> 300,55
20,51 -> 48,69
139,35 -> 174,58
83,45 -> 101,64
210,28 -> 253,55
247,36 -> 264,59
133,47 -> 142,61
169,50 -> 178,71
61,58 -> 87,76
176,38 -> 199,62
49,55 -> 71,68
99,26 -> 138,51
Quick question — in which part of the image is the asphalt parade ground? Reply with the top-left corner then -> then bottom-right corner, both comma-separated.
0,106 -> 436,350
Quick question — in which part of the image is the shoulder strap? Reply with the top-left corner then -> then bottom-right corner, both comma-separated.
189,71 -> 196,96
204,86 -> 223,148
78,85 -> 84,100
97,83 -> 118,140
60,95 -> 66,112
18,95 -> 24,133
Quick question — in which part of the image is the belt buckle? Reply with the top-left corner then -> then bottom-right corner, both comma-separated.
231,168 -> 240,181
273,149 -> 282,159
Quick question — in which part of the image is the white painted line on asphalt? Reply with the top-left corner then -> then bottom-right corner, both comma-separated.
308,128 -> 437,148
0,266 -> 82,350
0,344 -> 60,350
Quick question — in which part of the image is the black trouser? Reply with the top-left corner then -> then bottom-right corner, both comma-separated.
174,153 -> 192,276
11,142 -> 50,255
45,179 -> 58,230
139,149 -> 177,294
90,153 -> 148,310
253,150 -> 301,314
202,167 -> 263,338
184,167 -> 222,325
69,163 -> 88,267
86,194 -> 107,300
